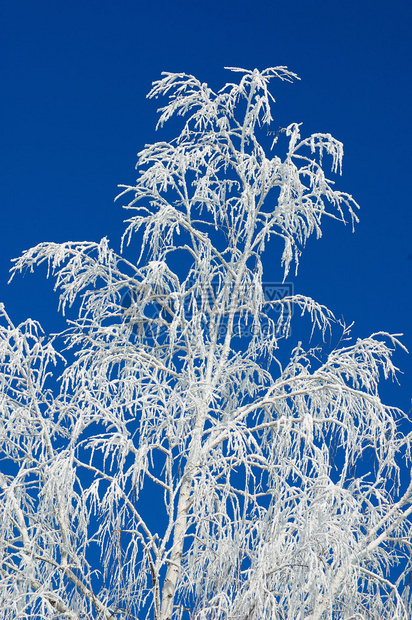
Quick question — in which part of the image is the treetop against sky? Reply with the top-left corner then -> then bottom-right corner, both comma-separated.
1,65 -> 412,619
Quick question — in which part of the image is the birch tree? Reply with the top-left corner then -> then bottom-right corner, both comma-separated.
1,67 -> 411,619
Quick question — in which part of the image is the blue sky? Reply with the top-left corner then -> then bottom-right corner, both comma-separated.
0,0 -> 411,412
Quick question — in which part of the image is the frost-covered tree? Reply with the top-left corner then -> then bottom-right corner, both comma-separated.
1,67 -> 412,620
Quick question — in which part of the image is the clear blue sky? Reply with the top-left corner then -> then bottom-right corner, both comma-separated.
0,0 -> 411,411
